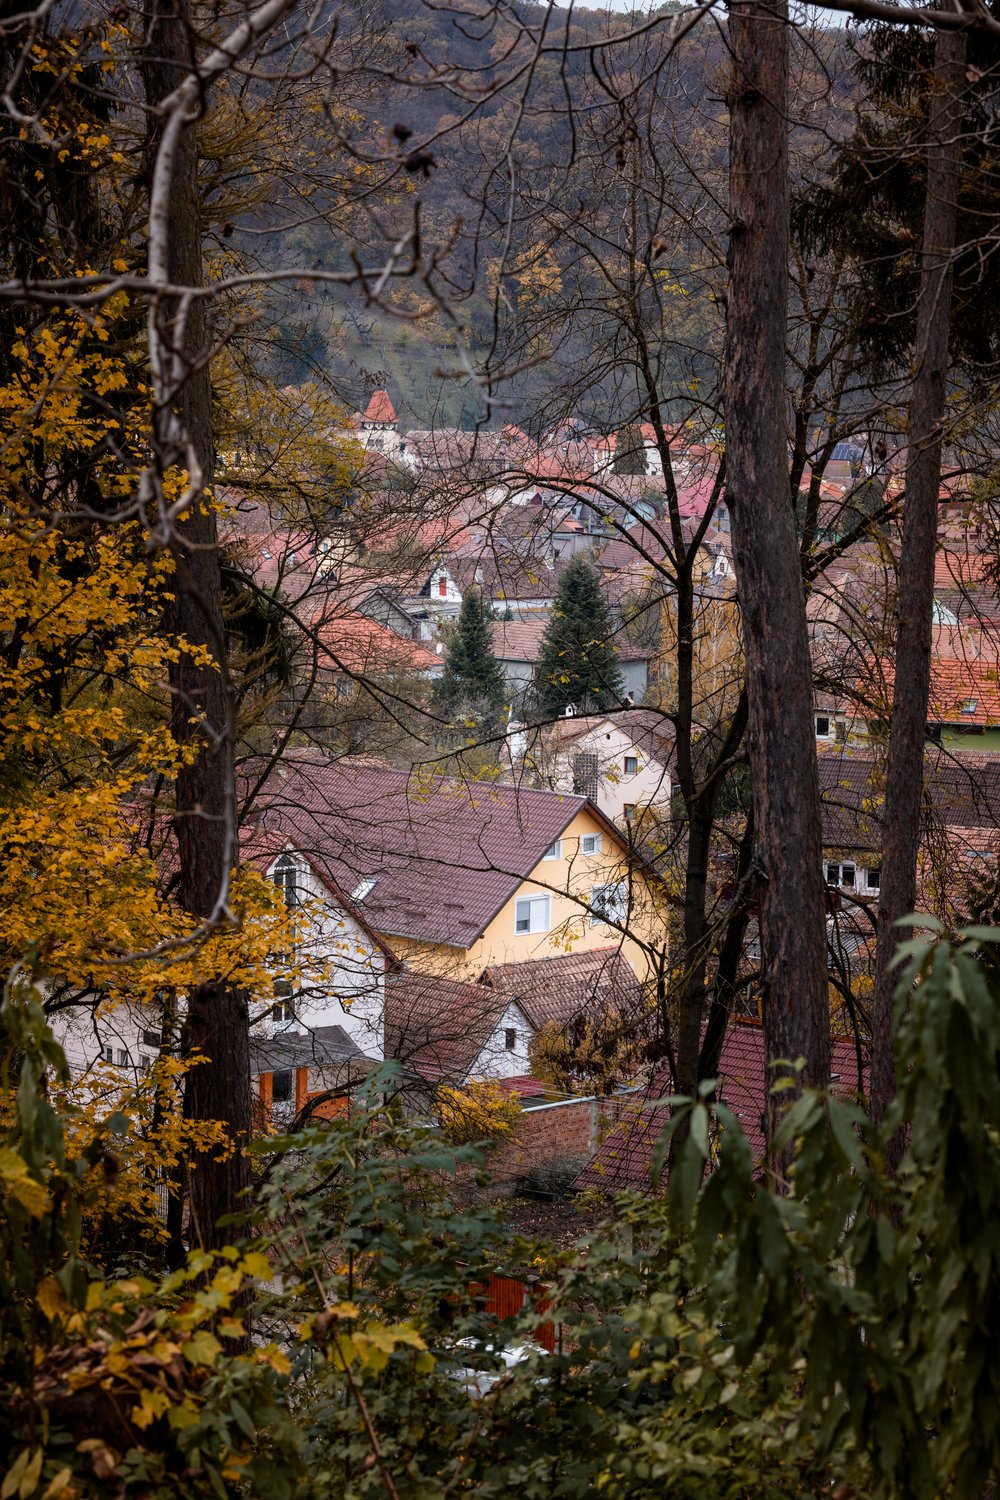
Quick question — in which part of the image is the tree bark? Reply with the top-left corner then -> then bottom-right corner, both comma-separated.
724,0 -> 831,1155
871,27 -> 966,1127
143,0 -> 251,1249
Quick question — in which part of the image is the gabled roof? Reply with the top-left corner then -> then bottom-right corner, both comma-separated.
314,612 -> 443,675
254,755 -> 627,949
250,1025 -> 365,1075
573,1022 -> 864,1193
817,750 -> 1000,846
362,389 -> 397,424
478,948 -> 640,1028
384,970 -> 534,1082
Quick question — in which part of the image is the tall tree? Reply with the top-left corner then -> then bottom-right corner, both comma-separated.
143,0 -> 257,1251
724,0 -> 830,1146
433,589 -> 507,732
613,425 -> 647,476
872,24 -> 967,1127
534,558 -> 625,717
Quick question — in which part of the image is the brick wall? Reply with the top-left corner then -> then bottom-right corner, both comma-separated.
475,1096 -> 611,1188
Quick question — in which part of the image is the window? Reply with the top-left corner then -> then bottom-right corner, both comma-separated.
573,752 -> 599,800
825,862 -> 857,890
515,893 -> 550,934
140,1055 -> 155,1074
961,698 -> 979,715
591,882 -> 628,926
624,755 -> 638,775
142,1029 -> 162,1049
865,867 -> 881,892
271,1070 -> 292,1103
272,853 -> 299,909
815,714 -> 832,738
543,839 -> 562,860
117,1049 -> 129,1067
623,804 -> 637,824
438,576 -> 447,597
272,1000 -> 295,1024
581,833 -> 602,855
824,862 -> 840,886
504,1028 -> 517,1051
101,1045 -> 113,1064
841,863 -> 856,889
351,876 -> 378,902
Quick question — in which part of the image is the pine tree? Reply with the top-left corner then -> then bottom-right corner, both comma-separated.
534,558 -> 625,717
614,424 -> 647,476
433,590 -> 507,732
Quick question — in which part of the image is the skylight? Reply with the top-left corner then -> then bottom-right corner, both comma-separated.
351,877 -> 379,902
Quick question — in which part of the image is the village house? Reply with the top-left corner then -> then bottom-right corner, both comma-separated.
251,753 -> 665,987
513,708 -> 674,828
491,619 -> 652,708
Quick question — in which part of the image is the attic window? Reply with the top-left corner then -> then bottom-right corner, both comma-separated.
351,877 -> 379,902
504,1029 -> 517,1051
624,755 -> 638,775
581,833 -> 602,855
543,839 -> 562,860
961,699 -> 978,715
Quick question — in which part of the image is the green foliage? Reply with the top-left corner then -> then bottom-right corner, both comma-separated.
432,588 -> 507,736
613,424 -> 648,475
10,930 -> 1000,1495
534,557 -> 625,718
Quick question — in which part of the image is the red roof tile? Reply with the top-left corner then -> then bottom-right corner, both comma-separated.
314,612 -> 442,675
574,1022 -> 864,1193
363,389 -> 397,424
385,970 -> 531,1081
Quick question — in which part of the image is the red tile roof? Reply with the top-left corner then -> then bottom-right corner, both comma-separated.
254,756 -> 604,949
363,389 -> 397,424
314,612 -> 442,676
573,1022 -> 864,1193
479,948 -> 640,1027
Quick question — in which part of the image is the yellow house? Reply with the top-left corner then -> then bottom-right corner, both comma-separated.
264,754 -> 666,989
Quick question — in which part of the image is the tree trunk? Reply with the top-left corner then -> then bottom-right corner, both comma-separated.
143,0 -> 251,1249
871,27 -> 966,1127
724,0 -> 830,1156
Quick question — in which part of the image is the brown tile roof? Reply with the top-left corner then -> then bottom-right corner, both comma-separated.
254,756 -> 598,949
547,708 -> 675,763
384,970 -> 532,1081
491,619 -> 653,666
573,1023 -> 864,1193
818,750 -> 1000,847
478,948 -> 640,1027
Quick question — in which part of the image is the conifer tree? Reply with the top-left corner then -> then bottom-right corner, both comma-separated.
433,589 -> 507,732
534,558 -> 625,717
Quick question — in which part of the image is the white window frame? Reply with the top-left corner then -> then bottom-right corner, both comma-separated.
590,881 -> 628,927
581,833 -> 602,856
515,893 -> 551,935
543,839 -> 562,860
864,867 -> 881,893
815,714 -> 833,739
623,755 -> 638,775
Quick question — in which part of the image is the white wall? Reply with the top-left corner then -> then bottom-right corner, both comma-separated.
468,999 -> 534,1080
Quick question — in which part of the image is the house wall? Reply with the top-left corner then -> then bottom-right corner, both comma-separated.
468,999 -> 534,1080
554,725 -> 672,826
387,807 -> 662,984
263,857 -> 386,1060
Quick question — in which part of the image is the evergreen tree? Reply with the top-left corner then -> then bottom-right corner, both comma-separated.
432,590 -> 507,732
613,424 -> 647,475
534,558 -> 625,717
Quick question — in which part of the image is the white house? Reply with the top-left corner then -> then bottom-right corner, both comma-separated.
519,708 -> 675,828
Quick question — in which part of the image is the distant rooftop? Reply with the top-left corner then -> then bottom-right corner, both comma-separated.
363,389 -> 398,425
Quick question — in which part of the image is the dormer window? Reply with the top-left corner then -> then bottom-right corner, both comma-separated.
961,699 -> 978,716
351,876 -> 379,902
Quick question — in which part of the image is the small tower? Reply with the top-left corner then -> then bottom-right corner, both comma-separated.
359,389 -> 400,457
